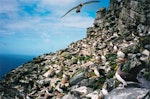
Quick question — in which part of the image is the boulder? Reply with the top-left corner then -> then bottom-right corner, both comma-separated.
62,93 -> 78,99
105,88 -> 150,99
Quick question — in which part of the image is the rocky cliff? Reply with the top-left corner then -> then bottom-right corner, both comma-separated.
0,0 -> 150,99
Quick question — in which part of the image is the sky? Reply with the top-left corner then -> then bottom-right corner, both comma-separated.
0,0 -> 110,56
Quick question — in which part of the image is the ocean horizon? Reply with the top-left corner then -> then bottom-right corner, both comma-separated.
0,54 -> 36,79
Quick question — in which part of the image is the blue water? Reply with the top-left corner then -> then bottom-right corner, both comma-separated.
0,54 -> 36,79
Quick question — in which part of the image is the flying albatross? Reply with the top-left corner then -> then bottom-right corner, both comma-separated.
115,63 -> 138,87
61,0 -> 100,18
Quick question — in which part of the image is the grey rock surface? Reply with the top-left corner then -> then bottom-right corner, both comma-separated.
105,88 -> 150,99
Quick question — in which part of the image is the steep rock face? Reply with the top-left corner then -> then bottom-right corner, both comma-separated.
121,0 -> 150,25
0,0 -> 150,99
94,0 -> 150,33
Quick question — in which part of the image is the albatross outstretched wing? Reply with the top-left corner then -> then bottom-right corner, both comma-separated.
83,0 -> 100,5
61,6 -> 78,18
61,0 -> 100,18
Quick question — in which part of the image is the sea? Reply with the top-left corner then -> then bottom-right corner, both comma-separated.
0,54 -> 36,79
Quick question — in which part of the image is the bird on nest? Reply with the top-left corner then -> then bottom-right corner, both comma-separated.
86,82 -> 109,99
91,66 -> 105,78
61,0 -> 100,18
115,63 -> 139,88
98,82 -> 109,98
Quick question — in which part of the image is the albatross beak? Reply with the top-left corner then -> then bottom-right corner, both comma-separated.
114,65 -> 118,70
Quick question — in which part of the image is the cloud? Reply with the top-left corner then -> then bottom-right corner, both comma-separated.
0,8 -> 94,36
0,0 -> 100,55
0,0 -> 19,13
39,0 -> 77,7
0,30 -> 16,37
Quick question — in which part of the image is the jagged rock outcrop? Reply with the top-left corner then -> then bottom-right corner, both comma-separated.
0,0 -> 150,99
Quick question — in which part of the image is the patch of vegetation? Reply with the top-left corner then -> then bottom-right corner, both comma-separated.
66,54 -> 72,59
71,57 -> 78,64
143,71 -> 150,81
131,45 -> 140,53
60,52 -> 70,58
123,30 -> 130,37
139,36 -> 150,47
93,78 -> 105,90
106,71 -> 115,79
88,71 -> 97,77
110,61 -> 117,70
78,55 -> 93,61
106,53 -> 117,62
105,53 -> 118,70
33,57 -> 46,64
50,61 -> 55,64
122,62 -> 130,72
136,15 -> 141,23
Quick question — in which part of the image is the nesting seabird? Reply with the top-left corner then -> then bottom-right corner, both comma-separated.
117,50 -> 125,59
61,0 -> 100,18
61,74 -> 68,86
115,64 -> 138,87
91,66 -> 105,78
99,82 -> 109,98
101,54 -> 107,64
92,67 -> 101,77
43,69 -> 55,78
113,45 -> 118,53
101,82 -> 109,95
